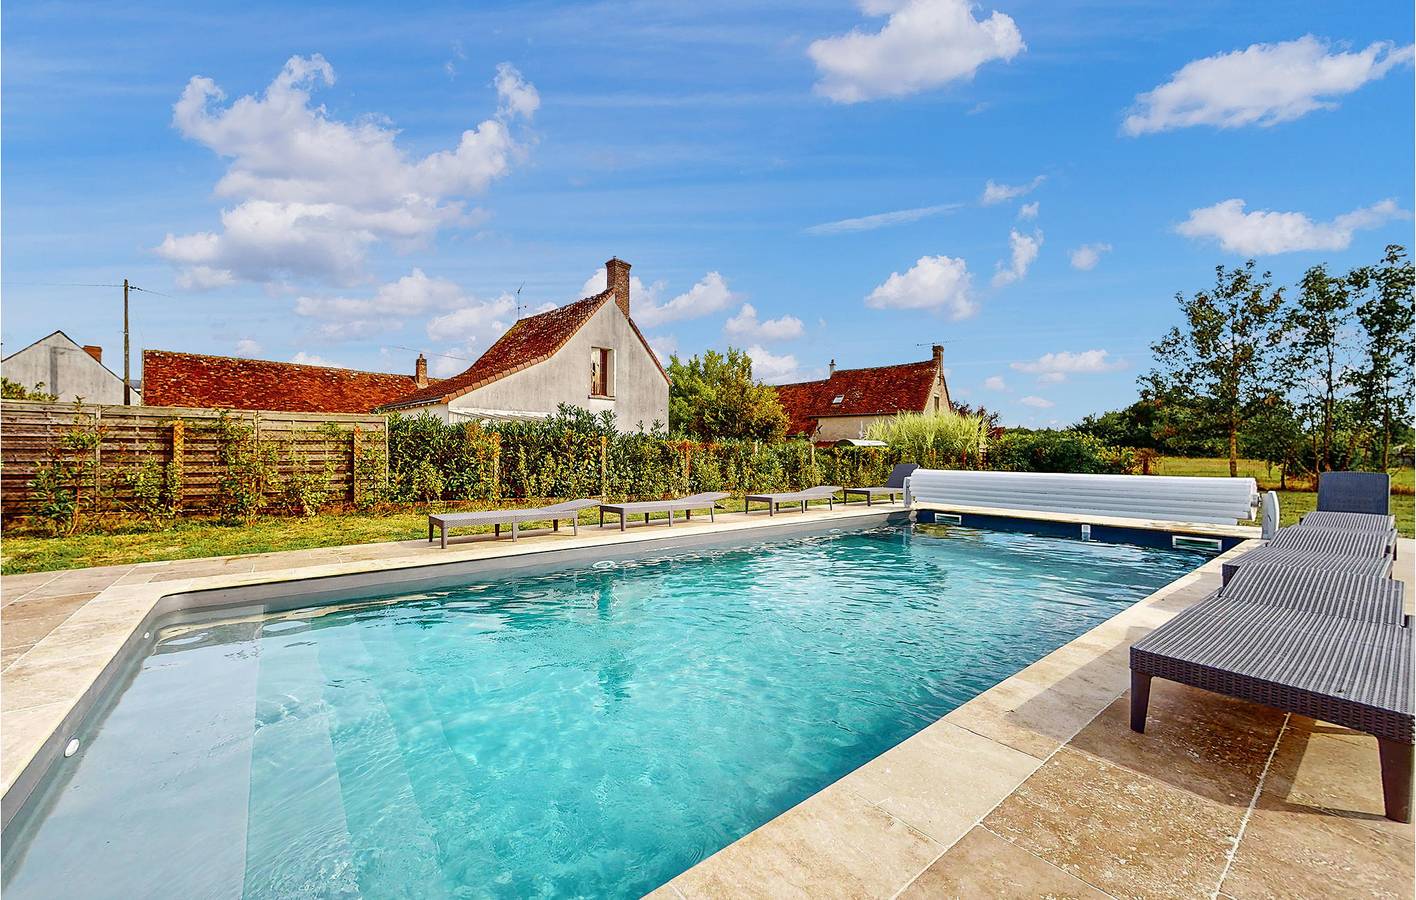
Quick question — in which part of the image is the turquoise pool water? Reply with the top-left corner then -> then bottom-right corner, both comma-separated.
3,524 -> 1204,898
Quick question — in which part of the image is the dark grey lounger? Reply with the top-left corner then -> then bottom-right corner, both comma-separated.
1301,511 -> 1398,533
1219,564 -> 1407,625
1317,471 -> 1391,515
843,463 -> 919,506
744,486 -> 842,515
1269,526 -> 1393,557
1131,599 -> 1413,821
428,499 -> 599,548
597,492 -> 730,531
1221,547 -> 1393,585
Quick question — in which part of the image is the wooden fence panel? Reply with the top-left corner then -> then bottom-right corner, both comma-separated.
0,401 -> 387,520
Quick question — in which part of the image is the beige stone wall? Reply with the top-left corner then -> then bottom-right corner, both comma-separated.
448,302 -> 668,430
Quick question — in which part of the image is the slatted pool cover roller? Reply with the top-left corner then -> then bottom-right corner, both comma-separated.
906,469 -> 1259,525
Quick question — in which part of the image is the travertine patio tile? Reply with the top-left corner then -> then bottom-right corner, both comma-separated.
1070,681 -> 1283,808
898,826 -> 1109,899
22,570 -> 130,599
984,746 -> 1243,900
839,721 -> 1041,847
0,572 -> 61,605
2,643 -> 34,670
1260,715 -> 1416,840
0,701 -> 69,782
2,612 -> 80,650
3,592 -> 98,625
1,649 -> 116,713
668,782 -> 942,899
1221,791 -> 1412,899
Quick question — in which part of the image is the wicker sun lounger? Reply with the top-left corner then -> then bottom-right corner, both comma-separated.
1269,526 -> 1393,558
428,499 -> 599,548
1221,546 -> 1393,585
744,486 -> 842,515
597,492 -> 730,531
1317,471 -> 1391,516
1218,564 -> 1407,626
1301,511 -> 1398,533
843,463 -> 919,506
1131,599 -> 1413,821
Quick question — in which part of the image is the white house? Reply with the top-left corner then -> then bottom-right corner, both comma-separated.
1,330 -> 137,404
380,258 -> 669,429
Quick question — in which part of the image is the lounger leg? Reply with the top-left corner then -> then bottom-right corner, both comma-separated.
1129,671 -> 1152,733
668,510 -> 675,526
572,518 -> 578,536
428,521 -> 434,542
553,519 -> 559,532
709,506 -> 715,522
494,523 -> 500,537
800,500 -> 807,513
768,502 -> 775,517
441,524 -> 448,550
1378,738 -> 1413,823
620,514 -> 626,532
599,509 -> 605,528
512,521 -> 519,542
685,509 -> 691,520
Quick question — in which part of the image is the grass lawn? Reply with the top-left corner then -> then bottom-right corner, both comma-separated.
0,495 -> 841,575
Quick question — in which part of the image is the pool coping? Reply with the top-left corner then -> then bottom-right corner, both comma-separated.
0,504 -> 1258,848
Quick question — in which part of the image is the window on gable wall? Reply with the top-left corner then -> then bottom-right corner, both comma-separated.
591,347 -> 614,397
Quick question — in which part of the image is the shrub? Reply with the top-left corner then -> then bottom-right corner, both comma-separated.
989,429 -> 1134,474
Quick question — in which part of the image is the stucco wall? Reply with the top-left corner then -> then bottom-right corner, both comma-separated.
448,302 -> 668,429
2,333 -> 134,404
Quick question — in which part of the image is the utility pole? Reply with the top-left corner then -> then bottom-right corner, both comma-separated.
123,278 -> 132,405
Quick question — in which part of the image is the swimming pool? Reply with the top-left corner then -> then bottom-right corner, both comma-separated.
2,523 -> 1205,898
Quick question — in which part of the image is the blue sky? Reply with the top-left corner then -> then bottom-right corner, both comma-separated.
3,0 -> 1412,425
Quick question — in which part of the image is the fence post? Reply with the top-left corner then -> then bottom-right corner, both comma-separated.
170,420 -> 185,507
350,425 -> 362,505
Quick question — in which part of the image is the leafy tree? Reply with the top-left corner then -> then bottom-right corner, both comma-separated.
667,348 -> 788,441
1346,245 -> 1414,469
1,377 -> 57,401
1144,260 -> 1287,476
1283,263 -> 1351,471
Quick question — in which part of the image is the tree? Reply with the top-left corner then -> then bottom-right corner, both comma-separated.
1347,244 -> 1415,469
666,348 -> 788,441
1284,263 -> 1351,471
1144,260 -> 1287,477
1,377 -> 57,401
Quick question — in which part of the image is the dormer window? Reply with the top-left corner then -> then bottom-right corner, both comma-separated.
590,347 -> 614,398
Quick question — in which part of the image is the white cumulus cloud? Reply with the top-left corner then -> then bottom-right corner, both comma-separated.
156,55 -> 535,288
1176,198 -> 1408,255
1019,395 -> 1054,408
992,228 -> 1042,287
981,175 -> 1044,205
1070,242 -> 1112,270
807,0 -> 1025,103
865,255 -> 977,319
747,345 -> 801,384
1011,349 -> 1126,383
630,272 -> 741,328
983,375 -> 1008,391
290,351 -> 342,368
724,303 -> 805,341
1017,201 -> 1039,221
1124,36 -> 1414,135
234,339 -> 262,357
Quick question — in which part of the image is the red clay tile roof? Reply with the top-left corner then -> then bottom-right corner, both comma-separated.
381,289 -> 668,410
141,350 -> 429,414
773,359 -> 940,437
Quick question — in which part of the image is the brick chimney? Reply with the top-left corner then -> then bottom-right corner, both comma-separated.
932,344 -> 944,369
606,257 -> 631,319
83,345 -> 103,363
415,353 -> 428,388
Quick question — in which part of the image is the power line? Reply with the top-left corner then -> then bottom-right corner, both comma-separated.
2,281 -> 126,288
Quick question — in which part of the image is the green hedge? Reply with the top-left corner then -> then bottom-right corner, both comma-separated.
387,406 -> 906,502
988,429 -> 1134,474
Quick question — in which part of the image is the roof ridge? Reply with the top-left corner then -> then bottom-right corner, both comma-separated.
144,348 -> 413,379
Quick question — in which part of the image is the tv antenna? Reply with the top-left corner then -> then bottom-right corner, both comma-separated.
514,282 -> 526,319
